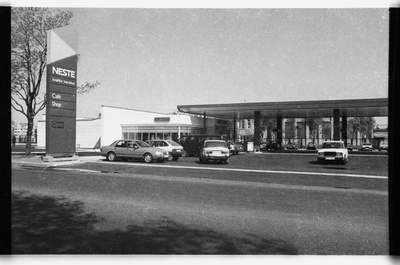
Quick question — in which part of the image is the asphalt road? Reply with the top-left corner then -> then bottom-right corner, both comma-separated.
11,153 -> 388,254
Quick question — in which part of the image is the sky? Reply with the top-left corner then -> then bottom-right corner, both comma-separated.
10,1 -> 390,127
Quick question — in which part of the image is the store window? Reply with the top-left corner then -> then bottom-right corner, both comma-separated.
122,125 -> 202,142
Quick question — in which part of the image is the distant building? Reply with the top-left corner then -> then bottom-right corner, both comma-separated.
235,117 -> 387,148
372,128 -> 388,145
11,122 -> 37,143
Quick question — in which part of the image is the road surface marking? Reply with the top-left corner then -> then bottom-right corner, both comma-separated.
15,165 -> 386,196
86,160 -> 387,180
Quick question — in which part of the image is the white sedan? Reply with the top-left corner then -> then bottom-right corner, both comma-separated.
317,141 -> 349,165
199,140 -> 230,164
147,140 -> 184,161
361,142 -> 373,151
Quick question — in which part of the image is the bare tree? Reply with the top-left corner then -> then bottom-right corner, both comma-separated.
11,7 -> 99,154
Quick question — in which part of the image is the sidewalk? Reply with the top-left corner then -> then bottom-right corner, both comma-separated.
12,145 -> 100,155
12,148 -> 103,167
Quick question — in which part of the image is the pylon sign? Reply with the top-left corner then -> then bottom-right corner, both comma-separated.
45,26 -> 78,157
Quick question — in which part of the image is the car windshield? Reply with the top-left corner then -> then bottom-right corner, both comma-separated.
166,140 -> 181,146
204,141 -> 227,148
135,140 -> 150,147
322,142 -> 343,149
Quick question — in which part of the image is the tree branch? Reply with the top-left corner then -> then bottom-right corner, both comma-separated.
11,97 -> 27,116
14,84 -> 28,100
35,100 -> 47,114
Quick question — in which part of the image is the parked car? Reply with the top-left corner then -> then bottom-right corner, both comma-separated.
226,140 -> 243,155
199,140 -> 230,164
260,140 -> 278,151
178,134 -> 229,157
306,142 -> 317,150
360,142 -> 373,151
346,144 -> 354,151
286,142 -> 298,150
100,139 -> 169,163
317,141 -> 348,164
147,140 -> 184,161
378,142 -> 388,151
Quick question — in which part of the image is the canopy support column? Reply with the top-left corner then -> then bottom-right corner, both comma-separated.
203,112 -> 207,134
233,114 -> 237,142
333,109 -> 341,140
277,113 -> 283,150
254,111 -> 261,152
342,114 -> 347,146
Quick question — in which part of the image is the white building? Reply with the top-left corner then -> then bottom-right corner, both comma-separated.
37,105 -> 230,149
11,122 -> 37,143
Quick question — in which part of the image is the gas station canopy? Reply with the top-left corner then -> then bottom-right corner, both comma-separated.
177,98 -> 388,120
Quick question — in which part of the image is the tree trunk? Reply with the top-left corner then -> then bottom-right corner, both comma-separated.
25,116 -> 34,155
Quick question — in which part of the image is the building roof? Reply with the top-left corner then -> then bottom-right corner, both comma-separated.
177,98 -> 388,120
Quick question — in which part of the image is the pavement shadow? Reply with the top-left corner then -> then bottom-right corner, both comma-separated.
12,191 -> 298,254
12,191 -> 102,254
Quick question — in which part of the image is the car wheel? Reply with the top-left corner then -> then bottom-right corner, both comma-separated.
107,152 -> 116,161
341,157 -> 348,165
223,159 -> 229,164
199,156 -> 203,163
172,156 -> 179,161
143,153 -> 153,163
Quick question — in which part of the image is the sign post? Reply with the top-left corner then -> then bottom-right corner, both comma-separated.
44,26 -> 78,160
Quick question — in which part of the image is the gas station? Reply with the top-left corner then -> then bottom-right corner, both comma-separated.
178,97 -> 388,151
41,25 -> 389,157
